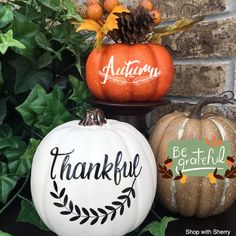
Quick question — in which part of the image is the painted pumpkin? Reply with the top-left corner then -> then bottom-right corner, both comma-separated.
86,44 -> 174,102
149,95 -> 236,218
31,108 -> 157,236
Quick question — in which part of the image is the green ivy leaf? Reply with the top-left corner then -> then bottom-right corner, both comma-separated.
33,95 -> 72,134
0,125 -> 19,150
10,57 -> 53,94
36,52 -> 53,70
139,217 -> 177,236
16,85 -> 46,126
0,4 -> 13,29
75,103 -> 92,119
61,0 -> 82,22
0,98 -> 7,124
0,61 -> 4,90
36,0 -> 60,11
35,33 -> 62,60
16,85 -> 72,134
0,30 -> 26,54
69,75 -> 91,103
6,139 -> 40,177
0,162 -> 17,203
0,230 -> 12,236
51,22 -> 73,43
12,12 -> 39,58
17,199 -> 49,231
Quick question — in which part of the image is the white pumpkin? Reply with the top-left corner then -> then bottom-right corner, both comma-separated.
31,108 -> 157,236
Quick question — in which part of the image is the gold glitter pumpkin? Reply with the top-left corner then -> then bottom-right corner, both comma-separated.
149,96 -> 236,218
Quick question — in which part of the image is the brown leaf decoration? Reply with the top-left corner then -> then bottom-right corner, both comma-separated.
164,158 -> 172,165
151,16 -> 204,42
174,171 -> 183,180
227,156 -> 235,163
73,5 -> 129,48
224,166 -> 236,179
213,168 -> 224,180
158,164 -> 173,179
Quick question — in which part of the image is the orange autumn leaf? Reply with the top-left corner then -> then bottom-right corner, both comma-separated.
75,19 -> 102,34
101,5 -> 130,35
73,5 -> 129,48
180,175 -> 187,184
205,134 -> 223,147
208,173 -> 217,184
75,19 -> 103,48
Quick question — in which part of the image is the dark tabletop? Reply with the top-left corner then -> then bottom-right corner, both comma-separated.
1,197 -> 235,236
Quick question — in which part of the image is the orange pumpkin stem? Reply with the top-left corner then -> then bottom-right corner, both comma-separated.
79,108 -> 107,126
188,92 -> 234,119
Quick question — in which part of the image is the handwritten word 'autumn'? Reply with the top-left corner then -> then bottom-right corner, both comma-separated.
99,56 -> 160,84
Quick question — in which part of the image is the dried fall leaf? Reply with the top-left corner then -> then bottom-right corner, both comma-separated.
208,173 -> 217,184
73,5 -> 129,48
150,33 -> 162,44
180,175 -> 187,184
101,5 -> 130,36
75,19 -> 103,48
75,19 -> 102,34
152,16 -> 204,39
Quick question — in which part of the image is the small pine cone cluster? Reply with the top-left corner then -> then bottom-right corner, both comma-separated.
109,7 -> 155,44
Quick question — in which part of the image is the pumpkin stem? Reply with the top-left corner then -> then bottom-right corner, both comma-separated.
188,91 -> 234,119
79,108 -> 107,126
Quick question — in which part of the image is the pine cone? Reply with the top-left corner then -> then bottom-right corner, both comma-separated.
109,7 -> 154,44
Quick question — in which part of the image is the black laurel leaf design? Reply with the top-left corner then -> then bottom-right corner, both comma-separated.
59,188 -> 65,198
122,187 -> 132,193
111,210 -> 116,221
97,208 -> 107,215
54,202 -> 64,207
120,205 -> 124,215
118,195 -> 127,200
126,197 -> 131,208
105,206 -> 115,211
130,189 -> 135,198
53,181 -> 58,193
90,208 -> 99,217
51,178 -> 137,225
101,214 -> 108,224
60,211 -> 71,215
82,207 -> 90,217
70,216 -> 80,222
64,195 -> 68,206
80,216 -> 89,224
75,205 -> 81,216
112,201 -> 122,206
50,192 -> 59,199
69,201 -> 73,212
90,217 -> 99,225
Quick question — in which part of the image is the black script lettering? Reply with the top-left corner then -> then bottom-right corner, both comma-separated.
50,147 -> 74,179
133,154 -> 142,177
101,155 -> 113,180
50,148 -> 142,185
63,159 -> 102,180
61,155 -> 73,180
114,152 -> 142,185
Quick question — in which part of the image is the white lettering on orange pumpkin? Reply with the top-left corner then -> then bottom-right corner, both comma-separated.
99,56 -> 160,85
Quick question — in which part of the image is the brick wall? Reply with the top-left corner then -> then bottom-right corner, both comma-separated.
147,0 -> 236,130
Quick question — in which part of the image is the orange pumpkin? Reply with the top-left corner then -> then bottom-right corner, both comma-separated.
86,44 -> 174,102
149,95 -> 236,218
